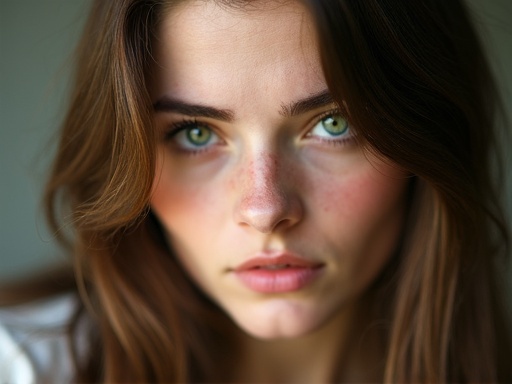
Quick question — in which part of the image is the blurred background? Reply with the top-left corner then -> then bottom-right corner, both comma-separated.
1,0 -> 88,281
0,0 -> 511,283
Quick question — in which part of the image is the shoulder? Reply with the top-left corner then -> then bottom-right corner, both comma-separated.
0,294 -> 78,383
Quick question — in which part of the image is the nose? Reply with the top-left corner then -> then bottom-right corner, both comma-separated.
234,153 -> 303,234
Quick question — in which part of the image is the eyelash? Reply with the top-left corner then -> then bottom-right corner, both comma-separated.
163,109 -> 354,155
164,118 -> 200,140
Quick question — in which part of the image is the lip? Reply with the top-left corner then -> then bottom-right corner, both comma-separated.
233,252 -> 324,293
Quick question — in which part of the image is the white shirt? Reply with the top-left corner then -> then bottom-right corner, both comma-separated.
0,294 -> 77,384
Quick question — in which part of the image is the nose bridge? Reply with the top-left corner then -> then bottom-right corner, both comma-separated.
248,152 -> 280,197
235,148 -> 302,233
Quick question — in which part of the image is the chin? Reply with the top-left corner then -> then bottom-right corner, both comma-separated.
237,320 -> 320,340
227,299 -> 328,340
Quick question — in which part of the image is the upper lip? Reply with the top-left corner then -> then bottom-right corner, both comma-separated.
233,252 -> 323,272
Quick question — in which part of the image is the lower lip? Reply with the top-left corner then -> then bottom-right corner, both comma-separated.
235,267 -> 323,293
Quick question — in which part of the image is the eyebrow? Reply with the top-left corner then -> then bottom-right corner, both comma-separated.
153,97 -> 235,122
280,90 -> 335,117
152,89 -> 335,121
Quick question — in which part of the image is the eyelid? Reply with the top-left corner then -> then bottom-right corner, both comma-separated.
322,107 -> 347,121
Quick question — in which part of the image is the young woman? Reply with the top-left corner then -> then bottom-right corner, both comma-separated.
1,0 -> 511,382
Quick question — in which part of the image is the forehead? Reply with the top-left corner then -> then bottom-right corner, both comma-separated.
150,0 -> 326,108
160,1 -> 311,45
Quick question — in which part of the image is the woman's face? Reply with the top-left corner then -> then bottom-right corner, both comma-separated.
150,0 -> 409,339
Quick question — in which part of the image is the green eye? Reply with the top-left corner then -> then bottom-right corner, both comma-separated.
320,115 -> 348,136
186,126 -> 212,146
169,122 -> 221,152
308,113 -> 353,144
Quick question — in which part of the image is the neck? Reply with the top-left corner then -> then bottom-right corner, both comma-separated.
229,298 -> 384,383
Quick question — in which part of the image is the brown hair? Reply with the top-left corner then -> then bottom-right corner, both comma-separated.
9,0 -> 512,382
311,0 -> 512,381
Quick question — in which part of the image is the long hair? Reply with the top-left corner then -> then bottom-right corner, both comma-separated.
310,1 -> 512,381
44,1 -> 228,381
39,0 -> 511,382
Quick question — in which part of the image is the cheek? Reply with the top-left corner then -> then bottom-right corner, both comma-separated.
150,164 -> 225,286
311,161 -> 409,300
312,159 -> 409,259
320,163 -> 407,221
150,159 -> 221,237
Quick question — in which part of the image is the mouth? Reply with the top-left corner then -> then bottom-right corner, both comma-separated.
233,253 -> 324,293
252,264 -> 296,270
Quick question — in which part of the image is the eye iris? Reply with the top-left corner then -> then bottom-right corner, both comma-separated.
322,115 -> 348,136
187,126 -> 211,146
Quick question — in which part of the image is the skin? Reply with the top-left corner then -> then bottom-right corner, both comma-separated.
149,1 -> 409,381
